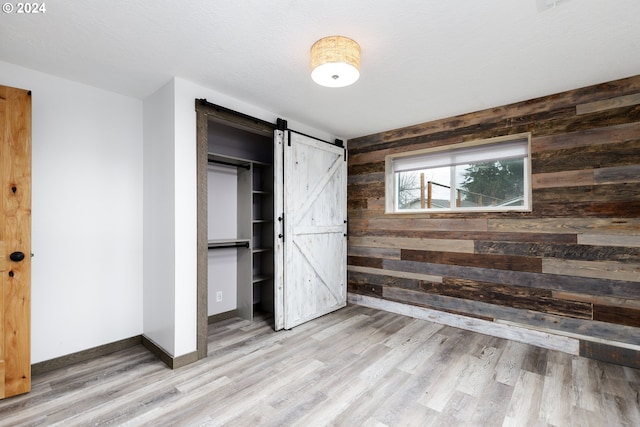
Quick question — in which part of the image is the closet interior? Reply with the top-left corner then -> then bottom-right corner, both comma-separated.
207,119 -> 274,323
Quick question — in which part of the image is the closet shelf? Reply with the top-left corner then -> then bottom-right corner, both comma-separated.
252,275 -> 272,284
252,247 -> 272,253
208,154 -> 251,170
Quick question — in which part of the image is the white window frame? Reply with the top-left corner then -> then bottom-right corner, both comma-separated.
385,133 -> 532,213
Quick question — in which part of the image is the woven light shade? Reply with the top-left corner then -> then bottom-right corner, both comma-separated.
310,36 -> 360,88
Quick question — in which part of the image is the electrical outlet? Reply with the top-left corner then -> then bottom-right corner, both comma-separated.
216,291 -> 222,302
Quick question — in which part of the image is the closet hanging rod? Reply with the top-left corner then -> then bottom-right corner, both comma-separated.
208,242 -> 250,249
208,159 -> 251,170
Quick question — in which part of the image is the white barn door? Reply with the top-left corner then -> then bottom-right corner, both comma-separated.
274,130 -> 347,330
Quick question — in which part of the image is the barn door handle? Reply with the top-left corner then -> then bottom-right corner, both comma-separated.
278,214 -> 285,241
10,251 -> 25,262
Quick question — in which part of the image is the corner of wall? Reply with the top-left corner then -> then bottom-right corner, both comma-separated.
142,80 -> 178,356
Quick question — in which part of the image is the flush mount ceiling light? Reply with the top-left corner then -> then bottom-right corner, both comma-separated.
310,36 -> 360,88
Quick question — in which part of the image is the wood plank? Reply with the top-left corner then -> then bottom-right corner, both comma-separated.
348,172 -> 385,184
347,209 -> 382,220
347,265 -> 443,283
383,259 -> 640,299
570,357 -> 602,412
347,245 -> 401,259
503,370 -> 545,427
348,235 -> 474,253
347,256 -> 383,269
348,270 -> 436,293
349,228 -> 578,244
578,233 -> 640,248
475,240 -> 640,263
531,121 -> 640,153
338,364 -> 414,425
420,350 -> 474,411
534,182 -> 640,203
552,291 -> 640,310
593,305 -> 640,328
539,360 -> 572,426
487,217 -> 640,234
401,249 -> 542,273
495,340 -> 529,386
348,282 -> 383,298
532,138 -> 640,174
347,182 -> 385,199
466,380 -> 513,426
594,164 -> 640,185
580,341 -> 640,369
577,92 -> 640,115
533,200 -> 640,218
348,161 -> 384,175
531,169 -> 594,189
366,197 -> 386,210
347,147 -> 387,166
520,344 -> 548,376
366,217 -> 488,232
543,258 -> 640,282
347,198 -> 368,210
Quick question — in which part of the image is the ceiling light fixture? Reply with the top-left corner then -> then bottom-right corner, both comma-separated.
310,36 -> 360,88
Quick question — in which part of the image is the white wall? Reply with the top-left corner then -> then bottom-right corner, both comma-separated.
207,164 -> 238,315
207,249 -> 237,315
142,80 -> 177,355
0,61 -> 143,364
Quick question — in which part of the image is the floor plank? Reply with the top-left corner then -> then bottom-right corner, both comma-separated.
1,304 -> 639,426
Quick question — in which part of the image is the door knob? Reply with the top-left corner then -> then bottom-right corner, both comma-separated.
10,251 -> 25,262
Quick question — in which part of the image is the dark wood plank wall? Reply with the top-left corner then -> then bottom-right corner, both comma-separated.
346,75 -> 640,368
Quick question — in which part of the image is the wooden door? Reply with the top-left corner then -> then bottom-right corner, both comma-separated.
0,85 -> 32,398
275,130 -> 347,330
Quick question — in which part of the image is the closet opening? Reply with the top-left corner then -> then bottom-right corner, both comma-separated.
196,100 -> 278,359
196,99 -> 348,360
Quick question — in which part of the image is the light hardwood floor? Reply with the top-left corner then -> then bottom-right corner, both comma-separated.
1,304 -> 639,426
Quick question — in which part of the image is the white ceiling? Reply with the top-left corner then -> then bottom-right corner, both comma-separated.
2,0 -> 639,139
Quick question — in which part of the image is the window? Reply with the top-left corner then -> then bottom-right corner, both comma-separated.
385,134 -> 531,213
